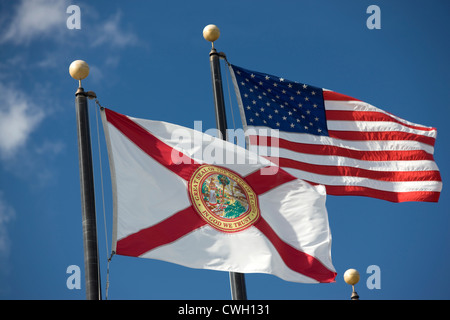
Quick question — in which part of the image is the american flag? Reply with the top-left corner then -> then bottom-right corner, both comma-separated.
229,64 -> 442,202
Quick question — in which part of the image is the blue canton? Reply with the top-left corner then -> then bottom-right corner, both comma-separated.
231,64 -> 328,136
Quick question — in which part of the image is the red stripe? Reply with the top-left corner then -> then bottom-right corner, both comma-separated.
326,110 -> 436,132
323,91 -> 360,101
306,181 -> 441,203
244,167 -> 297,195
254,217 -> 336,283
116,206 -> 207,257
249,135 -> 435,162
105,108 -> 200,181
275,157 -> 442,182
328,130 -> 436,147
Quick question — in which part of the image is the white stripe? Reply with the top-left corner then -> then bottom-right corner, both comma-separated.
327,120 -> 437,137
246,125 -> 436,154
325,100 -> 436,131
325,100 -> 382,112
260,146 -> 440,172
283,168 -> 443,193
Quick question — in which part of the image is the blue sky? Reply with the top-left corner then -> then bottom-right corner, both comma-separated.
0,0 -> 449,300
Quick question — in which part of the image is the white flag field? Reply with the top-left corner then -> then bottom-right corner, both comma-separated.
101,107 -> 337,283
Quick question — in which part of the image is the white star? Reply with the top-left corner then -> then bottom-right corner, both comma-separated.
246,106 -> 251,110
252,100 -> 256,104
311,91 -> 316,95
268,114 -> 273,119
276,122 -> 280,127
303,84 -> 308,89
265,75 -> 270,80
288,83 -> 293,88
249,118 -> 254,122
279,77 -> 284,82
290,123 -> 295,128
296,90 -> 301,95
282,116 -> 287,120
305,97 -> 309,101
273,83 -> 278,87
251,74 -> 255,78
260,107 -> 265,112
318,128 -> 322,133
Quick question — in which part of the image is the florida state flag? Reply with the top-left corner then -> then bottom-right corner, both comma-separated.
101,108 -> 336,283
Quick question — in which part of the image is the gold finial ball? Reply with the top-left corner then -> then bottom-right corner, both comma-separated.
203,24 -> 220,43
69,60 -> 90,81
343,268 -> 360,286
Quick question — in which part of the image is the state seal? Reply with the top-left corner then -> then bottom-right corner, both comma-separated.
188,165 -> 260,233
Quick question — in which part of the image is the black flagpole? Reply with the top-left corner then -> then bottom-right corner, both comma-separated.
70,60 -> 102,300
205,25 -> 248,301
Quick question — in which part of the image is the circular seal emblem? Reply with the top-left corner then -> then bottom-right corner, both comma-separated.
188,165 -> 260,233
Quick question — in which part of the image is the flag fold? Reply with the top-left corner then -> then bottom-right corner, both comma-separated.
229,64 -> 442,203
101,107 -> 336,283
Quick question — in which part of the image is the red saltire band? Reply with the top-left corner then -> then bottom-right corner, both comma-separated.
105,108 -> 336,283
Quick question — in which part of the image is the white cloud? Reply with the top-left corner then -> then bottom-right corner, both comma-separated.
0,83 -> 45,159
1,1 -> 141,49
91,11 -> 140,48
34,140 -> 65,156
1,0 -> 68,45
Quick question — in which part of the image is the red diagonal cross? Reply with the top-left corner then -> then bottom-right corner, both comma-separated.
105,108 -> 336,283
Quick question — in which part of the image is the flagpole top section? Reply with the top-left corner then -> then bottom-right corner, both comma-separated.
69,60 -> 90,87
203,24 -> 220,48
344,269 -> 360,300
343,268 -> 360,285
